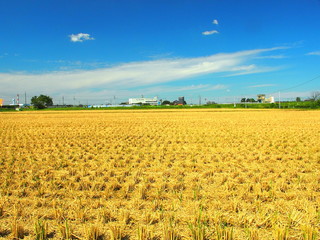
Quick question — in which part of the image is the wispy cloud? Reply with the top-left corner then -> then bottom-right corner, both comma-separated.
0,47 -> 286,102
202,30 -> 219,35
226,64 -> 283,76
177,84 -> 227,91
131,84 -> 227,96
248,84 -> 276,88
212,19 -> 219,25
306,51 -> 320,56
148,52 -> 173,60
0,53 -> 9,58
255,55 -> 287,59
47,59 -> 108,70
69,33 -> 95,42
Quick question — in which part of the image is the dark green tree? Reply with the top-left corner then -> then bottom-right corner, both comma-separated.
206,101 -> 216,105
246,98 -> 256,102
161,100 -> 171,105
31,95 -> 53,109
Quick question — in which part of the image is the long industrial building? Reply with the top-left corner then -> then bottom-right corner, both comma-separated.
128,97 -> 160,105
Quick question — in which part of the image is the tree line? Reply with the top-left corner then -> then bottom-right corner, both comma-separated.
30,91 -> 320,109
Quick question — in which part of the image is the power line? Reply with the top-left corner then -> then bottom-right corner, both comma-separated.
269,73 -> 320,95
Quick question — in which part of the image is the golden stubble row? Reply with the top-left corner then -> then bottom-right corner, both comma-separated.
0,109 -> 319,239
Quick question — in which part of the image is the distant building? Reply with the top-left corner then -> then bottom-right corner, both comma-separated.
128,97 -> 160,105
172,96 -> 186,105
257,94 -> 275,103
267,96 -> 275,103
88,104 -> 133,108
257,94 -> 266,103
178,97 -> 185,105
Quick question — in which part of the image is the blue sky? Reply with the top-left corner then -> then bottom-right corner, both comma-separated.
1,0 -> 320,104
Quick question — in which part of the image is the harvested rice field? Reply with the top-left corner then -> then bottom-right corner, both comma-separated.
0,109 -> 319,239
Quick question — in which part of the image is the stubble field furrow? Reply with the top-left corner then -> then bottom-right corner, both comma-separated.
0,109 -> 319,239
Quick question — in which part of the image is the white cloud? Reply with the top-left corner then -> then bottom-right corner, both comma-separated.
0,53 -> 9,58
202,30 -> 219,35
69,33 -> 95,42
177,84 -> 227,91
255,55 -> 287,59
226,65 -> 282,76
131,84 -> 227,96
212,19 -> 219,25
306,51 -> 320,56
149,52 -> 173,60
0,47 -> 287,102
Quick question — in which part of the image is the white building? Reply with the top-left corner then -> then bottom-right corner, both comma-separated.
128,97 -> 160,105
267,96 -> 275,103
257,94 -> 275,103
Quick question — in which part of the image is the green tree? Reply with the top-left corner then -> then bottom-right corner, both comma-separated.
310,91 -> 320,101
296,97 -> 301,102
206,101 -> 216,105
31,95 -> 53,109
162,100 -> 171,105
247,98 -> 256,102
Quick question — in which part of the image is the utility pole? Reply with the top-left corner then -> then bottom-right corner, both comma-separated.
24,92 -> 27,104
199,95 -> 201,105
62,96 -> 64,105
279,92 -> 281,109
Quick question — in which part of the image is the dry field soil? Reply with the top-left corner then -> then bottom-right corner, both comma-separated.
0,109 -> 319,239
